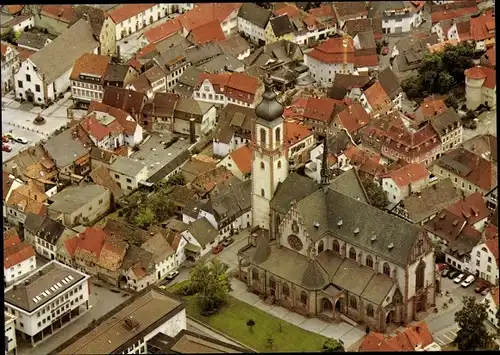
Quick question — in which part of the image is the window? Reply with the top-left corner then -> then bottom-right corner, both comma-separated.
383,263 -> 390,276
366,255 -> 373,268
35,84 -> 40,92
261,188 -> 265,197
115,174 -> 119,179
275,127 -> 281,144
318,240 -> 324,254
277,161 -> 282,169
349,247 -> 356,260
350,296 -> 357,310
260,162 -> 265,170
476,260 -> 480,266
26,74 -> 31,82
17,80 -> 23,88
487,265 -> 491,272
367,304 -> 374,317
252,269 -> 259,281
269,277 -> 276,290
300,291 -> 307,304
260,128 -> 266,145
333,240 -> 340,253
126,178 -> 132,183
415,262 -> 425,291
283,283 -> 289,297
488,257 -> 492,263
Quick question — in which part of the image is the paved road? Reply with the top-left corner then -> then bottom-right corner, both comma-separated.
17,282 -> 130,355
2,122 -> 46,162
463,109 -> 497,142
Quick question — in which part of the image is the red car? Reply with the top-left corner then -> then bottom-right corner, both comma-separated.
2,144 -> 12,152
212,245 -> 224,255
437,263 -> 448,272
382,47 -> 389,56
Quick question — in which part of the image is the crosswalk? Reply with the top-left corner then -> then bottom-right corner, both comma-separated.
434,327 -> 459,346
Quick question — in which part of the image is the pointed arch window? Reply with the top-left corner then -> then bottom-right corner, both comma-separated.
349,247 -> 356,260
300,291 -> 308,304
260,128 -> 266,146
350,296 -> 357,310
332,240 -> 340,253
261,188 -> 265,197
367,304 -> 374,317
277,161 -> 282,169
366,255 -> 373,268
275,127 -> 281,144
318,240 -> 324,254
260,162 -> 265,170
283,283 -> 290,297
383,263 -> 391,276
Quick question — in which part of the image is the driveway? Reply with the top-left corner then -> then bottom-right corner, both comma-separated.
16,281 -> 130,355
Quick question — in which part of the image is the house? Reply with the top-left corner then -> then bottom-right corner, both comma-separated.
302,97 -> 345,134
285,119 -> 316,168
198,52 -> 245,74
79,111 -> 124,151
126,64 -> 167,99
4,261 -> 90,347
218,144 -> 252,181
462,134 -> 497,164
141,92 -> 179,132
391,178 -> 462,225
330,101 -> 371,141
42,129 -> 91,179
36,5 -> 75,34
378,67 -> 403,111
173,97 -> 216,137
178,3 -> 242,37
5,312 -> 17,355
431,147 -> 497,196
102,86 -> 147,121
1,14 -> 35,34
108,4 -> 168,41
181,217 -> 220,258
483,287 -> 499,328
465,66 -> 496,110
193,72 -> 262,108
327,73 -> 373,101
470,238 -> 499,285
108,156 -> 149,192
237,3 -> 271,45
380,163 -> 431,205
392,33 -> 439,73
414,96 -> 448,123
166,185 -> 200,215
332,1 -> 369,28
150,41 -> 191,92
446,192 -> 492,232
14,19 -> 99,106
1,42 -> 20,94
48,184 -> 111,227
70,5 -> 117,56
305,36 -> 355,87
218,34 -> 252,61
141,232 -> 176,281
428,108 -> 463,153
359,81 -> 392,117
359,320 -> 439,351
266,14 -> 296,44
141,18 -> 183,45
187,20 -> 226,46
88,100 -> 144,147
16,32 -> 54,52
102,62 -> 137,88
480,46 -> 496,69
213,104 -> 256,157
368,1 -> 424,35
190,166 -> 234,198
5,184 -> 48,226
2,172 -> 23,217
293,3 -> 338,48
343,17 -> 384,40
70,53 -> 111,109
52,287 -> 186,355
461,10 -> 495,51
4,231 -> 36,286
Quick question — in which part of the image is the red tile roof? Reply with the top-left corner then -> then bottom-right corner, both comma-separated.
190,20 -> 226,45
69,227 -> 109,259
283,97 -> 308,119
70,53 -> 110,81
446,192 -> 491,226
226,72 -> 260,95
336,101 -> 370,134
229,144 -> 252,175
178,3 -> 242,32
419,96 -> 448,118
490,286 -> 499,307
465,66 -> 496,89
1,42 -> 8,57
88,100 -> 137,135
285,120 -> 313,147
80,113 -> 125,141
4,241 -> 35,269
197,72 -> 231,94
41,5 -> 74,23
4,235 -> 21,250
144,19 -> 183,44
382,163 -> 429,188
16,46 -> 36,62
309,4 -> 336,24
108,4 -> 156,24
486,237 -> 499,265
354,49 -> 378,68
274,4 -> 300,18
431,6 -> 478,23
485,224 -> 498,240
307,37 -> 355,64
359,321 -> 434,351
483,47 -> 496,67
470,10 -> 495,42
7,5 -> 25,15
303,97 -> 339,123
6,190 -> 48,217
363,81 -> 391,111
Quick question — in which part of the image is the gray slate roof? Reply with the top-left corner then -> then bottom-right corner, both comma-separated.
198,53 -> 244,74
49,184 -> 108,214
109,156 -> 147,177
29,19 -> 99,83
301,260 -> 329,290
378,67 -> 401,100
237,3 -> 272,28
175,97 -> 214,116
17,32 -> 50,50
219,34 -> 251,58
329,169 -> 369,205
270,172 -> 320,215
42,129 -> 89,168
270,15 -> 295,38
187,217 -> 218,247
429,108 -> 462,137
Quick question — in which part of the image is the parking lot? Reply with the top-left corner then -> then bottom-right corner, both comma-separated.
17,281 -> 130,355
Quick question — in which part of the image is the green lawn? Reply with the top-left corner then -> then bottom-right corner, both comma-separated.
169,282 -> 329,352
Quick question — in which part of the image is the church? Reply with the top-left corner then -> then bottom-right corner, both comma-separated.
237,78 -> 437,332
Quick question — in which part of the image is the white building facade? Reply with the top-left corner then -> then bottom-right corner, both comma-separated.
304,55 -> 355,87
5,313 -> 18,355
1,42 -> 20,94
469,241 -> 499,285
113,4 -> 169,41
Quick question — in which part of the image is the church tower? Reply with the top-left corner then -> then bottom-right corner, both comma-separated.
251,77 -> 289,230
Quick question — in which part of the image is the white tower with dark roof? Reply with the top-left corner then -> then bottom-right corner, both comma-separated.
251,78 -> 289,230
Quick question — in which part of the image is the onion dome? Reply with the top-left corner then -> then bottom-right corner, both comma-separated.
255,77 -> 284,121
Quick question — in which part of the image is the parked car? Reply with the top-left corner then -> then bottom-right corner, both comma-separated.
2,136 -> 9,143
165,271 -> 179,280
4,133 -> 13,140
212,244 -> 224,255
222,237 -> 234,247
2,144 -> 12,152
481,288 -> 491,296
438,263 -> 448,271
453,273 -> 465,283
382,47 -> 389,55
448,270 -> 460,279
13,137 -> 29,144
441,268 -> 450,277
461,275 -> 475,288
475,284 -> 488,293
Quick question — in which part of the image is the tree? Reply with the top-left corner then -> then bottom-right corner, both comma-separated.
189,258 -> 231,313
454,296 -> 493,351
323,339 -> 345,352
133,207 -> 155,228
362,179 -> 389,209
246,319 -> 255,333
1,28 -> 17,44
437,72 -> 455,94
169,172 -> 186,185
445,94 -> 459,110
148,191 -> 175,222
401,77 -> 423,100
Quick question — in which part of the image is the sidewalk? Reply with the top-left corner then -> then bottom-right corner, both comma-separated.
229,279 -> 366,350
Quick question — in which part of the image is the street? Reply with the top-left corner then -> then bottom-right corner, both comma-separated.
463,109 -> 497,142
17,282 -> 130,355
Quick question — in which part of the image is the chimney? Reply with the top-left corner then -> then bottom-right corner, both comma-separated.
189,118 -> 196,143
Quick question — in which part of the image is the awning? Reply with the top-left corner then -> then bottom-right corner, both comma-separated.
185,243 -> 201,254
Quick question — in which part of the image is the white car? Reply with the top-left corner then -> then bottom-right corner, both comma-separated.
14,137 -> 29,144
166,271 -> 179,280
453,273 -> 465,283
461,275 -> 475,288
